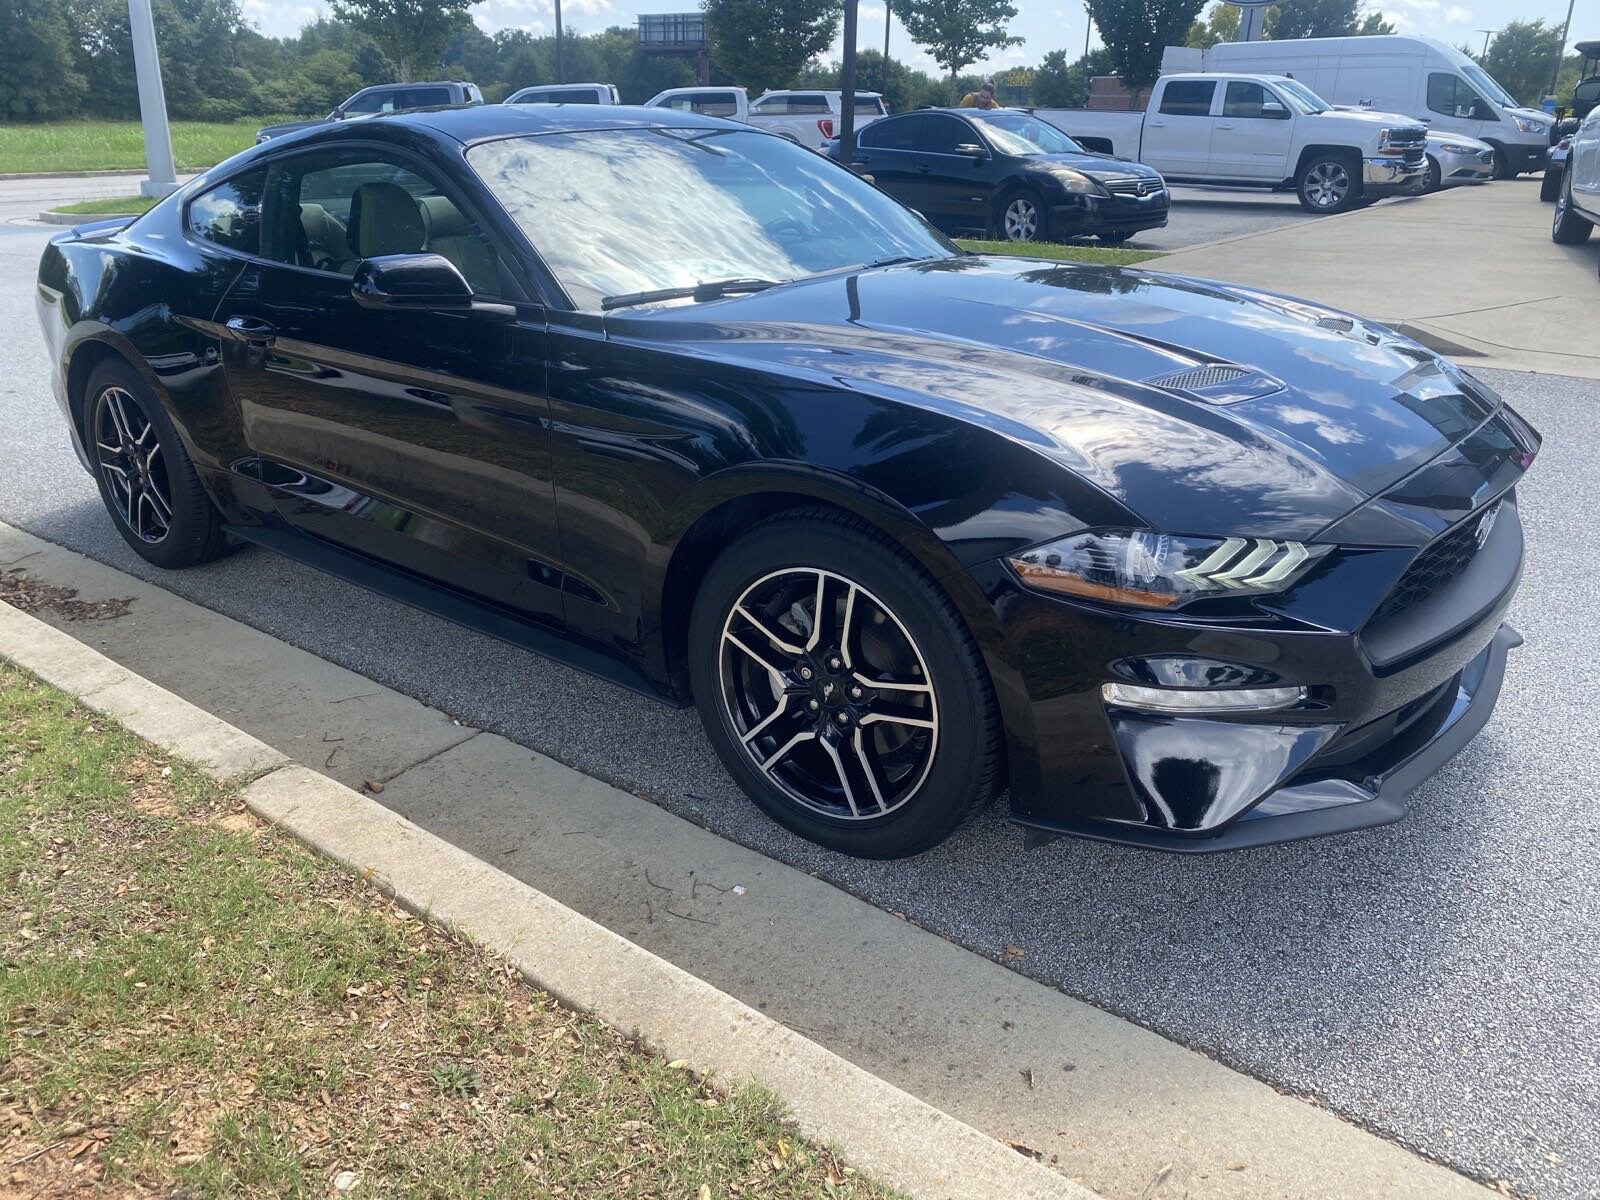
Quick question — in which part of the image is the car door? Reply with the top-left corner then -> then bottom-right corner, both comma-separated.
913,114 -> 996,231
853,114 -> 930,209
1575,110 -> 1600,208
1209,80 -> 1296,180
211,144 -> 566,624
1141,79 -> 1219,178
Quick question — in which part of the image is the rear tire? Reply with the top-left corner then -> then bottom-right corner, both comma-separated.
1540,165 -> 1564,202
1552,172 -> 1594,245
84,359 -> 231,569
1422,155 -> 1443,194
1491,146 -> 1514,180
1296,152 -> 1361,214
687,509 -> 1001,859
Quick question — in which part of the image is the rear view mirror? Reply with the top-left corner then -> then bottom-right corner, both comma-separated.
351,254 -> 514,320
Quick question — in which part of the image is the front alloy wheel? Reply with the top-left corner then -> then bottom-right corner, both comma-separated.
1002,194 -> 1041,241
93,386 -> 173,544
719,567 -> 938,822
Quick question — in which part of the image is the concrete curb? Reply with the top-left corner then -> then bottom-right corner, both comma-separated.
0,597 -> 1093,1200
36,210 -> 140,226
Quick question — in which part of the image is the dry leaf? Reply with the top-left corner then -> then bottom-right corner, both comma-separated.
1003,944 -> 1025,963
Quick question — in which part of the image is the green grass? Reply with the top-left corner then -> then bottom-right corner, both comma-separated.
0,118 -> 289,175
956,238 -> 1163,266
48,194 -> 158,216
0,662 -> 902,1199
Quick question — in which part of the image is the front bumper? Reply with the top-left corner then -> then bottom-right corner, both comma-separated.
1499,141 -> 1548,172
1052,190 -> 1170,236
1363,156 -> 1426,195
1436,147 -> 1496,184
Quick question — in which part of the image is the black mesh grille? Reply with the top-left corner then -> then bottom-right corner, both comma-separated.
1103,177 -> 1165,197
1372,504 -> 1497,623
1152,364 -> 1250,390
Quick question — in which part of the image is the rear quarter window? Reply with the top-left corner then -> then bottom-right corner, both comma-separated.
186,170 -> 266,254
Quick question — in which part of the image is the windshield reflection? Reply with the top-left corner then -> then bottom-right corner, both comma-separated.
468,127 -> 955,311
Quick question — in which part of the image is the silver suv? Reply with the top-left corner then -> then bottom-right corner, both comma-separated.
1552,104 -> 1600,258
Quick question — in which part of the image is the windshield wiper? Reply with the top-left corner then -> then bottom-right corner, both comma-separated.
601,277 -> 779,311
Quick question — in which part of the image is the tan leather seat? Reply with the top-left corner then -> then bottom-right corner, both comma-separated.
297,202 -> 353,268
348,182 -> 426,258
417,194 -> 499,294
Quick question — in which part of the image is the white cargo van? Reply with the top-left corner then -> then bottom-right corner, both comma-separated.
1188,37 -> 1551,177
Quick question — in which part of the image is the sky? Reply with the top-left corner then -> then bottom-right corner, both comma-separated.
239,0 -> 1592,80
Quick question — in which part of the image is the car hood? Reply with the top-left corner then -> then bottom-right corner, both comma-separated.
1308,107 -> 1424,134
1017,151 -> 1161,180
609,255 -> 1534,542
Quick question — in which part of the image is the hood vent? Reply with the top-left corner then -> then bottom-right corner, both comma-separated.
1148,363 -> 1285,405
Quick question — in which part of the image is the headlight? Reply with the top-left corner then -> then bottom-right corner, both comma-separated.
1513,116 -> 1546,134
1049,169 -> 1102,194
1438,143 -> 1476,154
1008,530 -> 1330,610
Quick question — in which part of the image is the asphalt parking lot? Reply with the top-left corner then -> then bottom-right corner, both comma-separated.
2,198 -> 1596,1200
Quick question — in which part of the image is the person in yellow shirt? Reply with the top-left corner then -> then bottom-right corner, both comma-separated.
959,79 -> 999,109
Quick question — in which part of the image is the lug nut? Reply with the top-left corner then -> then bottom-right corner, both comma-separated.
808,699 -> 820,711
828,656 -> 842,670
835,711 -> 850,725
799,666 -> 813,680
849,685 -> 863,700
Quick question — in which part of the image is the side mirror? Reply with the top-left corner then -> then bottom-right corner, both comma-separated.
954,142 -> 988,157
351,254 -> 514,320
330,107 -> 346,120
1261,101 -> 1290,119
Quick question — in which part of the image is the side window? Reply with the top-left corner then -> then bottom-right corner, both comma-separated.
692,92 -> 741,116
1222,81 -> 1271,118
859,115 -> 923,150
187,169 -> 266,254
920,115 -> 975,155
342,90 -> 392,115
1427,73 -> 1487,119
258,153 -> 503,296
751,96 -> 787,115
555,89 -> 600,103
1158,81 -> 1217,116
401,87 -> 451,109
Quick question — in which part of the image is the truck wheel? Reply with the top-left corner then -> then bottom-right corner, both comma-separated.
1552,172 -> 1594,245
994,187 -> 1050,242
1296,153 -> 1361,214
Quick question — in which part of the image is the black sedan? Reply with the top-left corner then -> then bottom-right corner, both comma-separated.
36,104 -> 1534,859
832,107 -> 1169,244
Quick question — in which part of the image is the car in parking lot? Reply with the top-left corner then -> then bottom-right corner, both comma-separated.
505,83 -> 621,106
1417,131 -> 1496,191
831,107 -> 1169,243
646,87 -> 888,148
255,81 -> 484,143
1552,104 -> 1600,252
35,104 -> 1537,859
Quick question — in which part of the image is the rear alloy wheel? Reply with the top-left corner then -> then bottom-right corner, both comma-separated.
85,359 -> 232,569
1552,173 -> 1594,245
997,188 -> 1048,242
688,512 -> 999,858
1296,154 -> 1360,214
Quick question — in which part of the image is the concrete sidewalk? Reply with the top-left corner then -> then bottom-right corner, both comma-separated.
1156,178 -> 1598,378
0,519 -> 1499,1200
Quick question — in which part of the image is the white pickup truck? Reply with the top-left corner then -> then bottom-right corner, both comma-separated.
644,86 -> 886,148
1036,73 -> 1425,213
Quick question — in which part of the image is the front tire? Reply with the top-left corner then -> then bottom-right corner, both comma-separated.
85,359 -> 231,569
1490,145 -> 1514,180
1552,172 -> 1594,245
1098,230 -> 1132,246
687,510 -> 1001,859
1422,155 -> 1443,194
994,187 -> 1049,242
1296,152 -> 1361,214
1541,164 -> 1564,202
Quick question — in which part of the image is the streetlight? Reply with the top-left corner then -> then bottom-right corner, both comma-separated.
1477,29 -> 1497,59
555,0 -> 564,83
128,0 -> 178,198
839,0 -> 858,161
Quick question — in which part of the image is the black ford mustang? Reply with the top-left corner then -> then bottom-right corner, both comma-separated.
35,104 -> 1536,859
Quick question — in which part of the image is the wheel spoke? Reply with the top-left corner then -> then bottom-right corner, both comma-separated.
96,441 -> 122,457
735,604 -> 805,656
818,735 -> 862,818
838,583 -> 860,669
104,390 -> 134,447
145,481 -> 173,524
759,728 -> 815,773
724,631 -> 791,687
860,705 -> 936,732
740,693 -> 794,746
804,571 -> 826,651
850,670 -> 932,697
850,728 -> 890,814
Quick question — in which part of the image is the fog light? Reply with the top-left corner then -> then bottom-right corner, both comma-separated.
1101,683 -> 1307,713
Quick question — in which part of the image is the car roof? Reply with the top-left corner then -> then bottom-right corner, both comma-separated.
368,103 -> 725,142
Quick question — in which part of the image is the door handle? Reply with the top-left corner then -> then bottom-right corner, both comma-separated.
917,164 -> 933,173
224,315 -> 276,347
1216,122 -> 1235,129
1149,120 -> 1167,127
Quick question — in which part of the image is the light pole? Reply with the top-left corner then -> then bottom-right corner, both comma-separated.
1476,29 -> 1496,59
555,0 -> 564,83
128,0 -> 178,199
883,0 -> 892,97
1549,0 -> 1576,100
839,0 -> 858,161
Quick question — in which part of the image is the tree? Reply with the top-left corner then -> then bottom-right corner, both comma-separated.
328,0 -> 479,82
0,0 -> 88,120
1266,0 -> 1393,39
1480,19 -> 1565,106
898,0 -> 1022,98
1086,0 -> 1206,90
1186,3 -> 1239,50
701,0 -> 843,96
1030,46 -> 1114,107
802,50 -> 948,111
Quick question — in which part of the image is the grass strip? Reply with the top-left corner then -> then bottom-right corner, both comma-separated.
0,119 -> 279,175
0,661 -> 901,1199
955,238 -> 1163,265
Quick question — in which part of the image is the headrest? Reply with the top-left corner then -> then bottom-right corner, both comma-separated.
417,194 -> 473,241
349,182 -> 425,258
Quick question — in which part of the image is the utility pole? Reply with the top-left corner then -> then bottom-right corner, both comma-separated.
883,0 -> 892,98
555,0 -> 565,83
1476,29 -> 1496,59
839,0 -> 858,162
1083,5 -> 1091,59
1549,0 -> 1576,100
128,0 -> 178,198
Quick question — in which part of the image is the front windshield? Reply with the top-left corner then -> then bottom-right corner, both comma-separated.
966,110 -> 1084,155
1461,64 -> 1515,108
1276,79 -> 1330,114
468,128 -> 954,310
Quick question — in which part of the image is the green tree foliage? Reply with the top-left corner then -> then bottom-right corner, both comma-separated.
1186,3 -> 1239,50
0,0 -> 88,120
1266,0 -> 1394,39
328,0 -> 478,82
701,0 -> 843,96
802,50 -> 950,110
1030,47 -> 1115,106
1478,20 -> 1565,106
898,0 -> 1023,96
1085,0 -> 1206,89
